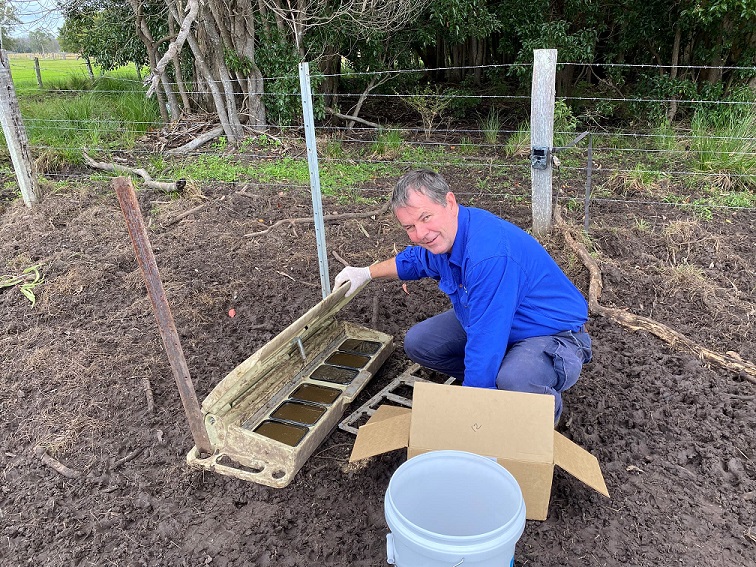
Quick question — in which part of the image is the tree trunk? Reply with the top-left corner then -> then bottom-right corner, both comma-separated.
667,24 -> 681,123
319,45 -> 340,108
168,2 -> 236,139
346,74 -> 380,130
704,18 -> 728,85
168,16 -> 191,112
472,37 -> 484,85
200,9 -> 243,140
141,35 -> 169,122
85,57 -> 95,80
705,52 -> 723,84
131,1 -> 171,121
229,0 -> 266,129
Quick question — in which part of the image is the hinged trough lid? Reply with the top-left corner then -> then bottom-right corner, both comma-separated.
187,281 -> 395,487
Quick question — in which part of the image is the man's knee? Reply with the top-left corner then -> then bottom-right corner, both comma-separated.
403,324 -> 424,363
495,371 -> 522,392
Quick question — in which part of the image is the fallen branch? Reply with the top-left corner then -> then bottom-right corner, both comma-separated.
275,270 -> 320,288
332,250 -> 349,267
34,446 -> 83,479
165,125 -> 224,155
553,205 -> 756,383
83,152 -> 177,192
325,107 -> 380,129
245,201 -> 391,237
163,202 -> 209,227
110,447 -> 145,471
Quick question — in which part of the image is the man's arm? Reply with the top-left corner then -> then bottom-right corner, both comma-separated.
333,257 -> 398,297
368,257 -> 399,280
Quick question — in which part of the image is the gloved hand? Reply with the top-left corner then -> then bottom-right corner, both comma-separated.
334,266 -> 371,297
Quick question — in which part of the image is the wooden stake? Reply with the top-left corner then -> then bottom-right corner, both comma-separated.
0,50 -> 39,207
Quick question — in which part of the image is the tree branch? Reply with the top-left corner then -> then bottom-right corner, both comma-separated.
245,201 -> 390,237
147,0 -> 198,97
34,446 -> 83,479
82,152 -> 178,192
325,107 -> 380,129
165,125 -> 225,155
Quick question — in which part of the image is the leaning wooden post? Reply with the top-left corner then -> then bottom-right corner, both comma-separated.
113,177 -> 213,456
34,57 -> 43,88
530,49 -> 557,236
0,49 -> 40,207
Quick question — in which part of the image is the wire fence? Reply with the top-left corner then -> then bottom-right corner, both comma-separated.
3,58 -> 756,216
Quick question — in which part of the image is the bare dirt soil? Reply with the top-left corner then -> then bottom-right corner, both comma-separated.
1,168 -> 754,566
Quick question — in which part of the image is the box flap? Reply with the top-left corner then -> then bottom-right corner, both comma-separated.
410,382 -> 554,462
349,405 -> 411,462
553,431 -> 609,497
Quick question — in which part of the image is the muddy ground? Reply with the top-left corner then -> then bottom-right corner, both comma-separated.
0,164 -> 754,566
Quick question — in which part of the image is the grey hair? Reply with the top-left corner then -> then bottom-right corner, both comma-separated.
391,169 -> 450,211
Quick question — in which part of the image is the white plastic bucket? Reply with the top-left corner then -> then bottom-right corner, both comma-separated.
384,450 -> 526,567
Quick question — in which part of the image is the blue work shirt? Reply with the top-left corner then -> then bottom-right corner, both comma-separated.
395,205 -> 588,388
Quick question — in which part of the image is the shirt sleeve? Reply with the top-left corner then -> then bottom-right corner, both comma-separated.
395,246 -> 440,281
461,255 -> 528,389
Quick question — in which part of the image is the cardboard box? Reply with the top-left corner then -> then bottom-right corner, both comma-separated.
350,381 -> 609,521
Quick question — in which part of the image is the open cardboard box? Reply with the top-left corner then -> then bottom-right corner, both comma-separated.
350,381 -> 609,521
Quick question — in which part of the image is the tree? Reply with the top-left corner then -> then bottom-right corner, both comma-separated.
0,0 -> 20,51
418,0 -> 502,83
59,4 -> 146,72
259,0 -> 432,127
28,29 -> 58,54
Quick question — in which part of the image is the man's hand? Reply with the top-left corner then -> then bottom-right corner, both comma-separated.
334,266 -> 371,297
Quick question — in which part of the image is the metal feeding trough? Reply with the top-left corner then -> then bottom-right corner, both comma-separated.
186,283 -> 394,488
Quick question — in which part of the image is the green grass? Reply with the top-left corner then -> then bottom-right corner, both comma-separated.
7,59 -> 160,164
480,108 -> 501,144
371,128 -> 404,155
167,155 -> 401,197
7,56 -> 91,94
651,119 -> 679,152
690,104 -> 756,192
503,123 -> 530,158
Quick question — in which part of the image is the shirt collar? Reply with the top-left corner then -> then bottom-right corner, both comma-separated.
448,204 -> 469,267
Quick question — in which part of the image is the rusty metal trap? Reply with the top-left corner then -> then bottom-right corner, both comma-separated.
186,284 -> 394,488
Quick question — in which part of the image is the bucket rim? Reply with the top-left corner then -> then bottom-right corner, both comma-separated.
385,450 -> 526,546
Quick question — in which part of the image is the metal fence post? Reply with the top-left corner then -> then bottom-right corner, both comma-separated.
298,61 -> 331,298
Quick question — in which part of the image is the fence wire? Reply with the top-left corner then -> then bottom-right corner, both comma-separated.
2,59 -> 756,214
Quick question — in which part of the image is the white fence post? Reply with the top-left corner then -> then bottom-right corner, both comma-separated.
530,49 -> 557,236
0,49 -> 40,207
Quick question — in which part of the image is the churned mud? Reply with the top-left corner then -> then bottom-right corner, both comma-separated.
1,171 -> 754,566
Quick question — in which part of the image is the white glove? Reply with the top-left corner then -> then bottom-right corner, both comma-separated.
334,266 -> 371,297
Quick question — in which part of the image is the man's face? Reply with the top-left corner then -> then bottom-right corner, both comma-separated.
394,189 -> 459,254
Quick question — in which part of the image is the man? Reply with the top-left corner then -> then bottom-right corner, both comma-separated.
334,169 -> 592,422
